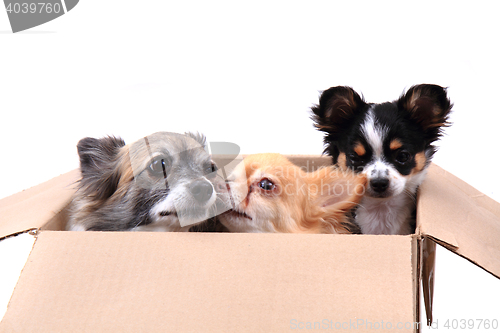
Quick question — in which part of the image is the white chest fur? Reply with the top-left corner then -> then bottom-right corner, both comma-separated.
356,193 -> 415,235
356,167 -> 428,235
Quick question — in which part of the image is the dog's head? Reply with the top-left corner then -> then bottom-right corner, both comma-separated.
218,153 -> 365,233
311,84 -> 452,198
71,132 -> 227,231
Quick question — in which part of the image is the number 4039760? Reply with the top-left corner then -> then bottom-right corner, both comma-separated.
6,2 -> 62,14
443,319 -> 499,330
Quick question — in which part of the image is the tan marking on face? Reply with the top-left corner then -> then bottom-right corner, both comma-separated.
111,148 -> 135,200
414,152 -> 426,172
390,139 -> 403,150
337,152 -> 347,170
353,142 -> 366,156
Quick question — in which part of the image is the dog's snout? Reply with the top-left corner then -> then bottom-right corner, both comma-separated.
189,180 -> 214,203
370,178 -> 389,193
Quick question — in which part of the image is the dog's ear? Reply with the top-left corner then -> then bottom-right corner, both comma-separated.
311,86 -> 366,163
314,169 -> 366,214
311,86 -> 365,132
76,136 -> 126,201
77,136 -> 125,175
398,84 -> 452,135
308,168 -> 366,234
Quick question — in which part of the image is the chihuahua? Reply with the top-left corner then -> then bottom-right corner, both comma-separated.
311,84 -> 452,234
67,132 -> 228,231
218,153 -> 366,233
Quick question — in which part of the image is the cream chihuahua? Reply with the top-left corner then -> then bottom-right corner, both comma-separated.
219,153 -> 366,233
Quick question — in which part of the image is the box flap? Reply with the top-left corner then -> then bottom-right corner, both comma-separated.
1,232 -> 418,332
0,170 -> 79,239
420,237 -> 436,325
417,164 -> 500,279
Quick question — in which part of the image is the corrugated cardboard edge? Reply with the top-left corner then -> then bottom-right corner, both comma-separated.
417,164 -> 500,280
0,170 -> 79,240
412,235 -> 421,333
0,231 -> 38,323
420,237 -> 436,326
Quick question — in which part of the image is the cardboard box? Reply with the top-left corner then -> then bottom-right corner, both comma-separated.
0,156 -> 499,333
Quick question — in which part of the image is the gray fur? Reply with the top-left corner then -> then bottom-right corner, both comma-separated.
67,132 -> 229,232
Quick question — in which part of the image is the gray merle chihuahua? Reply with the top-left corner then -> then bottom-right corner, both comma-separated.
67,132 -> 229,231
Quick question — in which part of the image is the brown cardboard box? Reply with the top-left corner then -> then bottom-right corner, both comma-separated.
0,156 -> 499,333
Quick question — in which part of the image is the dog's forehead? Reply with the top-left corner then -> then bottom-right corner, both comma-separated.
146,132 -> 206,155
360,107 -> 386,156
128,132 -> 209,176
244,161 -> 298,188
371,101 -> 398,120
367,102 -> 426,151
358,102 -> 422,154
244,160 -> 275,182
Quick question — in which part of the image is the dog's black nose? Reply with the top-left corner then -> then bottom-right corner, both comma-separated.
189,180 -> 214,203
370,178 -> 389,193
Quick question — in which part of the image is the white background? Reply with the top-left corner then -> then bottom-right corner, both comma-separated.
1,1 -> 499,331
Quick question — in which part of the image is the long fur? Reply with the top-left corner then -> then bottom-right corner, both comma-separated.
67,132 -> 227,232
218,153 -> 366,234
311,84 -> 452,234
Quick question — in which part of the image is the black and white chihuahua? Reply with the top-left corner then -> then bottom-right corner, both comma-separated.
67,132 -> 229,232
311,84 -> 452,235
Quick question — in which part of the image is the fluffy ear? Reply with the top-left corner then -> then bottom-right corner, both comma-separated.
76,136 -> 126,201
398,84 -> 452,134
77,136 -> 125,175
308,168 -> 366,234
311,86 -> 365,133
315,169 -> 366,214
311,86 -> 366,163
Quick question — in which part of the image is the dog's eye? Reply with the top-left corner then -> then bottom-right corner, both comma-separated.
349,153 -> 361,161
348,153 -> 364,165
259,178 -> 275,191
205,162 -> 217,175
149,157 -> 167,177
395,150 -> 411,165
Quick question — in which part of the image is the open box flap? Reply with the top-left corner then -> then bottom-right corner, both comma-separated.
420,237 -> 436,325
0,170 -> 79,239
417,163 -> 500,279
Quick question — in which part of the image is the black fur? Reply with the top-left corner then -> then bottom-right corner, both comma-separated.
311,84 -> 452,171
311,84 -> 453,235
397,84 -> 453,150
311,86 -> 368,164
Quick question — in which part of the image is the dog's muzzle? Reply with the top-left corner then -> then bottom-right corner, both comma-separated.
189,179 -> 214,203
